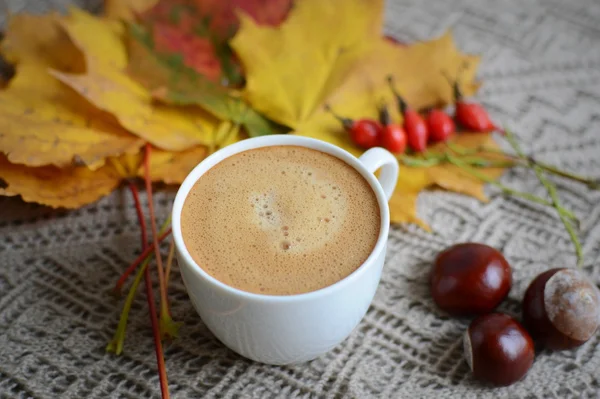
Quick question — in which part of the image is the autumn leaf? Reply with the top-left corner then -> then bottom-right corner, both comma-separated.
231,0 -> 386,130
0,154 -> 121,209
0,14 -> 142,169
232,0 -> 501,229
126,26 -> 281,137
137,0 -> 292,84
0,65 -> 143,169
51,8 -> 219,151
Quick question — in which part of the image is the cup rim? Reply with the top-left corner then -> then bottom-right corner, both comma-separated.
172,135 -> 390,302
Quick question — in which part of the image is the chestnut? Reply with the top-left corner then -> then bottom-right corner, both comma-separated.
431,243 -> 512,316
464,313 -> 534,386
522,268 -> 600,350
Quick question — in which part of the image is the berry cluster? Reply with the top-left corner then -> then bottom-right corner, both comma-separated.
327,72 -> 497,154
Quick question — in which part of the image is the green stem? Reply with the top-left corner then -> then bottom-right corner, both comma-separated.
400,152 -> 515,169
456,143 -> 600,189
447,153 -> 578,222
460,156 -> 515,168
481,145 -> 596,185
106,217 -> 172,354
445,141 -> 471,156
504,130 -> 583,267
399,154 -> 443,167
106,256 -> 150,354
525,157 -> 600,190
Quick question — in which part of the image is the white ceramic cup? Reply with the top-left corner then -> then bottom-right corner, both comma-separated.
172,135 -> 399,365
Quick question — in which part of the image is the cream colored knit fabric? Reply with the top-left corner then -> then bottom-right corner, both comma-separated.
1,0 -> 600,397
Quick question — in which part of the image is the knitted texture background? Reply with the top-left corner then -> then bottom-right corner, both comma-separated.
1,0 -> 600,397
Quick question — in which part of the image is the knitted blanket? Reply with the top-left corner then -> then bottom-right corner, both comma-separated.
1,0 -> 599,397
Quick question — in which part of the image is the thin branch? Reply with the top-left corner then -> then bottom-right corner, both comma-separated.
503,130 -> 583,267
447,153 -> 578,222
113,228 -> 172,294
143,144 -> 181,339
164,238 -> 175,292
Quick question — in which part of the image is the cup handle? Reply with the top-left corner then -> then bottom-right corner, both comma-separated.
358,147 -> 399,201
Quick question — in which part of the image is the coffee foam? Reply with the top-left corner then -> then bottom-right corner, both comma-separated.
181,146 -> 380,295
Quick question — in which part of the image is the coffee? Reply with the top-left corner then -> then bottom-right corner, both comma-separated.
181,145 -> 380,295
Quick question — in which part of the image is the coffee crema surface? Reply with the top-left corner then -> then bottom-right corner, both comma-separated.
181,146 -> 381,295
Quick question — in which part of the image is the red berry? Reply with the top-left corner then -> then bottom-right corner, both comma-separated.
456,102 -> 497,132
427,109 -> 455,142
381,124 -> 407,153
387,76 -> 429,152
350,119 -> 382,149
404,110 -> 428,152
324,105 -> 383,149
442,68 -> 497,132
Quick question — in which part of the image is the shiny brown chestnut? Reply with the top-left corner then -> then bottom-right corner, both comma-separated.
464,313 -> 534,386
522,268 -> 600,350
431,243 -> 512,316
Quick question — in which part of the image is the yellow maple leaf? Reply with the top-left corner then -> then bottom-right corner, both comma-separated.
0,154 -> 121,209
50,8 -> 219,152
0,15 -> 142,169
232,0 -> 504,229
231,0 -> 382,130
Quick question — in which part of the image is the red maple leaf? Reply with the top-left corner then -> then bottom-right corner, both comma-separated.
138,0 -> 292,84
151,22 -> 222,80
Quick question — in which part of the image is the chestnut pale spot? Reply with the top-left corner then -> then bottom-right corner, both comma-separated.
523,268 -> 600,350
544,269 -> 600,341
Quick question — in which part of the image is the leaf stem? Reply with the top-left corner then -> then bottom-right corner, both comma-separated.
127,180 -> 147,249
107,182 -> 148,354
144,259 -> 170,399
106,253 -> 150,355
523,157 -> 600,190
107,187 -> 172,355
503,130 -> 583,267
141,147 -> 172,399
165,238 -> 175,292
113,228 -> 172,294
143,144 -> 181,339
399,154 -> 442,167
